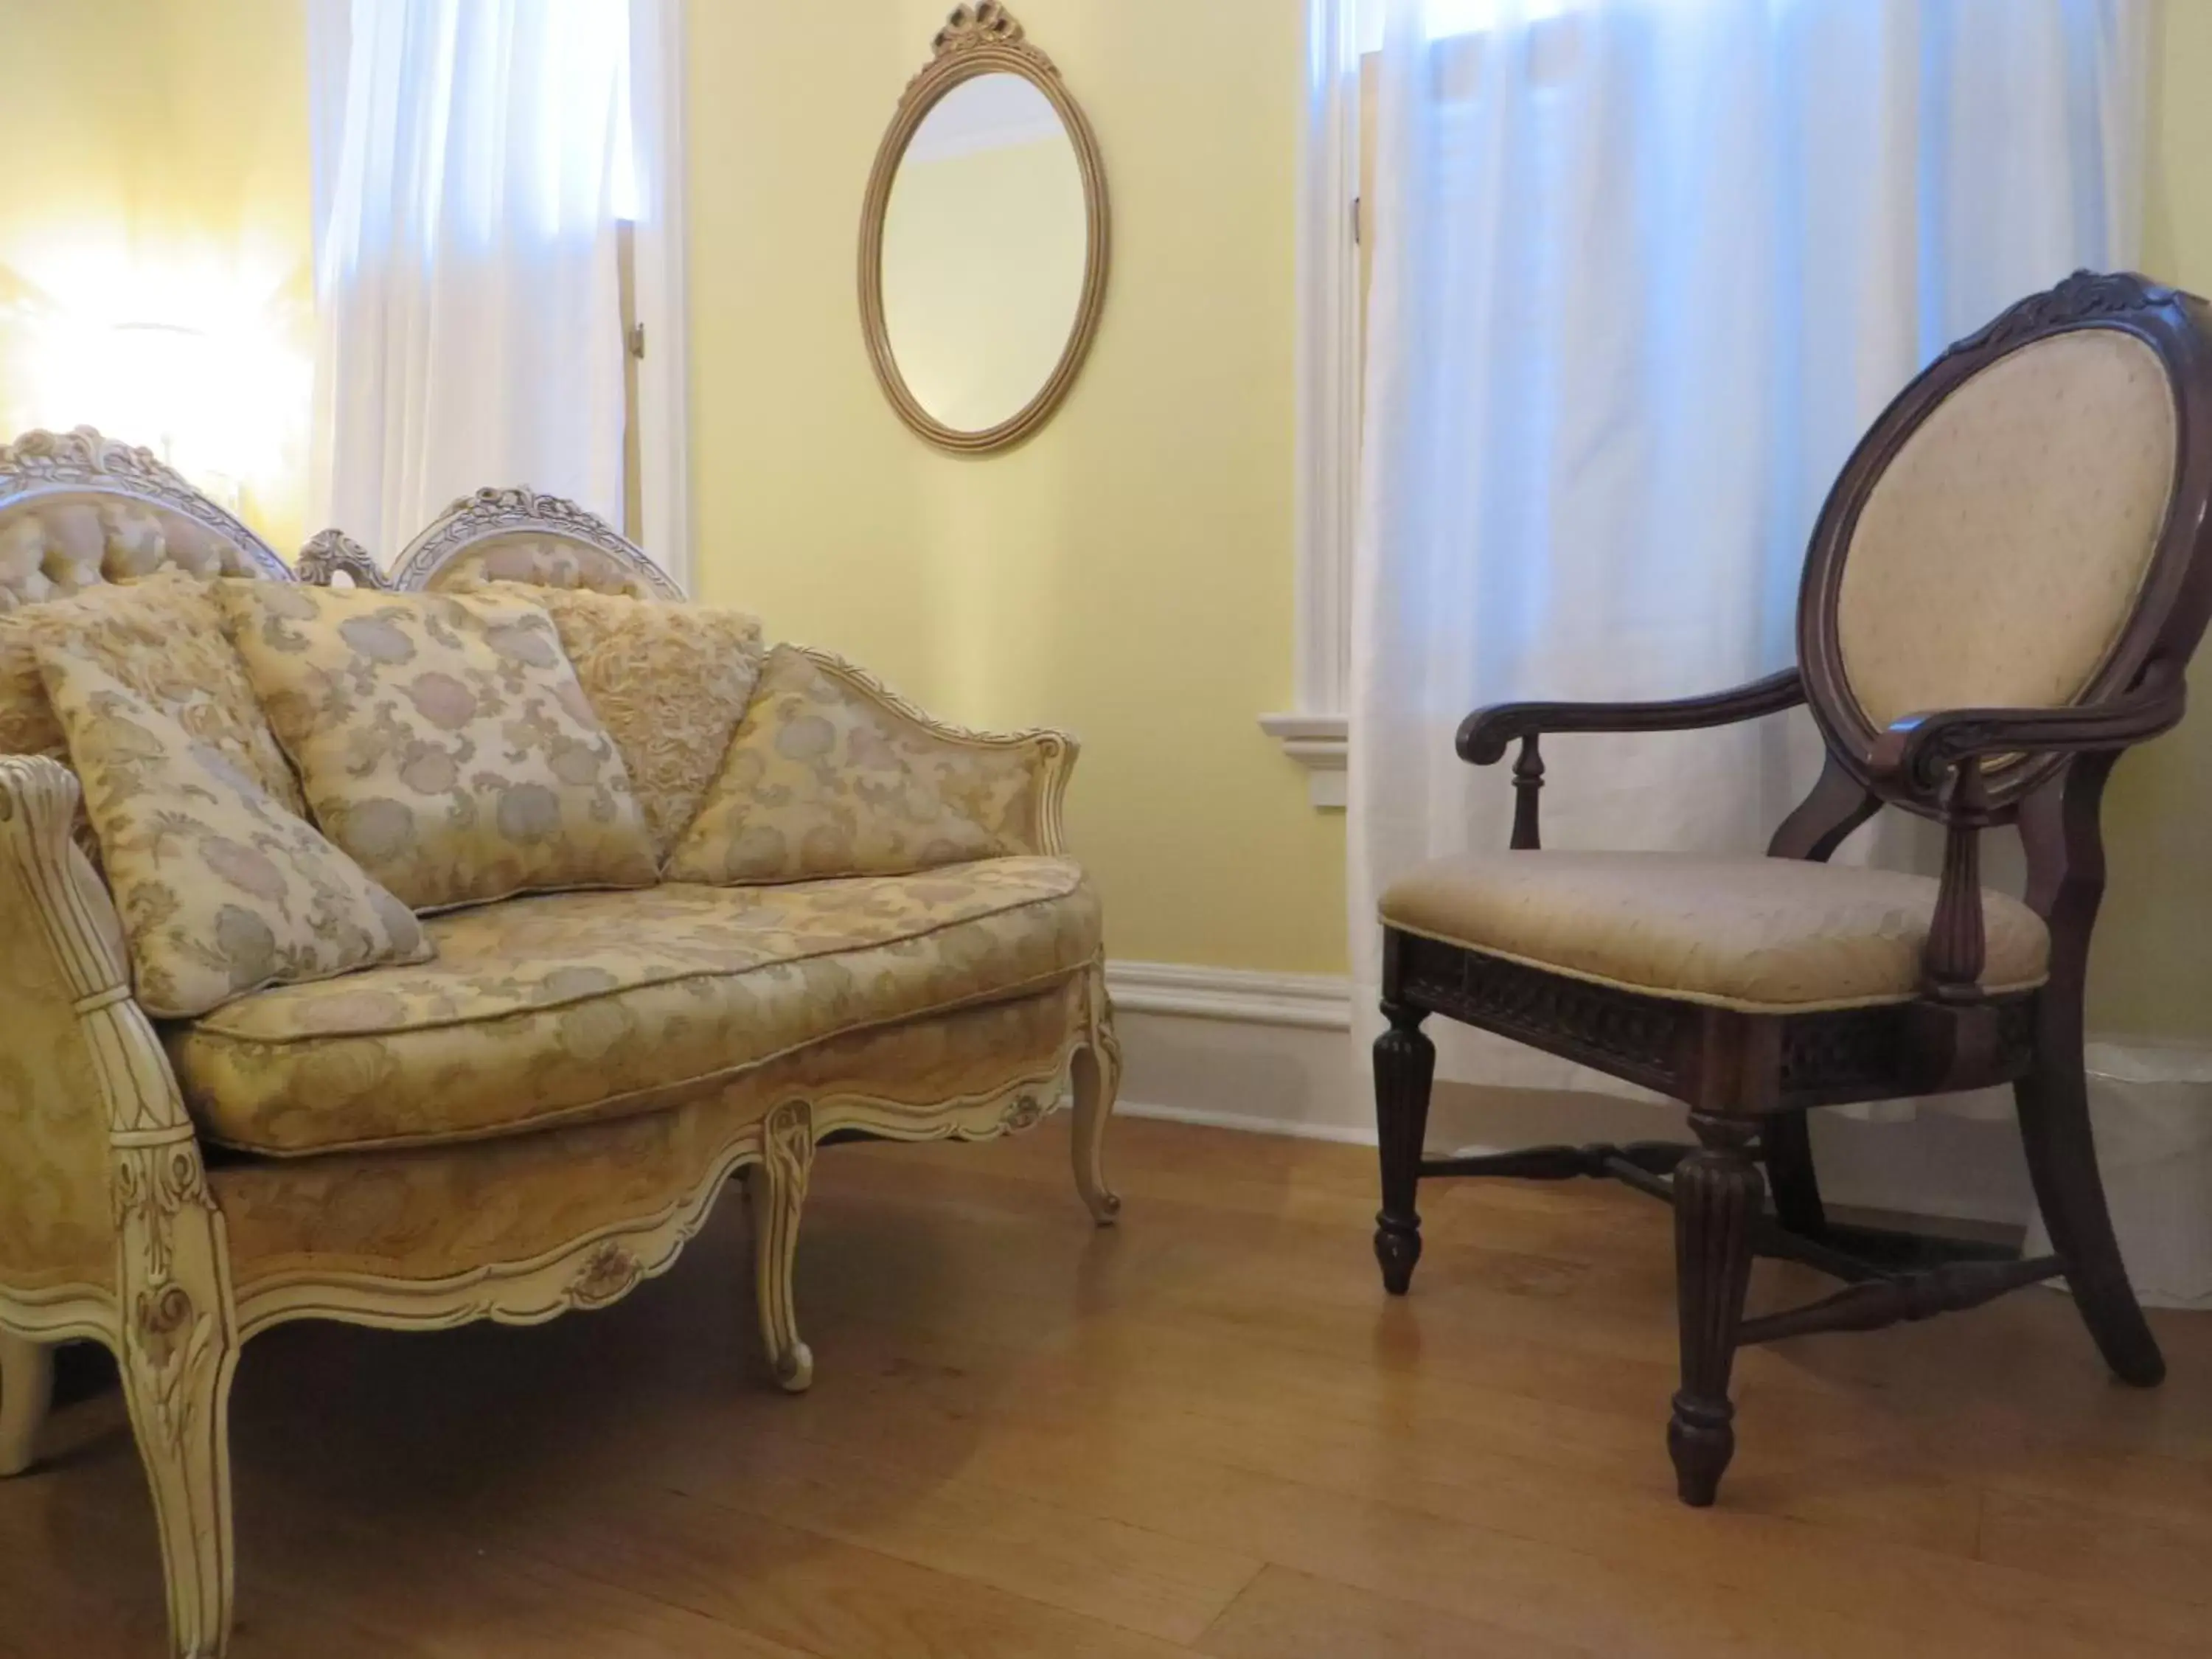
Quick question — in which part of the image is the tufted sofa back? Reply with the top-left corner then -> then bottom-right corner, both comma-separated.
386,486 -> 686,599
0,427 -> 289,611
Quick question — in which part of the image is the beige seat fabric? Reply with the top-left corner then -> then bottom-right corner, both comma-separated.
1837,327 -> 2176,732
169,855 -> 1101,1155
1380,851 -> 2048,1013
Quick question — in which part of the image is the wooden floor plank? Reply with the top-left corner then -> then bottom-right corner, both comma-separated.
1197,1565 -> 1598,1659
1,1115 -> 2204,1658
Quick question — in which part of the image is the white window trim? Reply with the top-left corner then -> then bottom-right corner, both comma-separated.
1262,0 -> 1361,811
628,0 -> 692,591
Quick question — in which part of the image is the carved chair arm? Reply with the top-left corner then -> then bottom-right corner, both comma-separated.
800,648 -> 1079,858
1868,662 -> 2188,796
1456,668 -> 1803,849
1455,667 -> 1804,763
1868,664 -> 2185,1004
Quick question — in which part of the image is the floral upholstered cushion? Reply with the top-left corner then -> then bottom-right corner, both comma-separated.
212,978 -> 1089,1287
220,582 -> 659,912
667,645 -> 1060,885
167,855 -> 1102,1154
35,649 -> 431,1018
489,583 -> 766,860
168,858 -> 1102,1159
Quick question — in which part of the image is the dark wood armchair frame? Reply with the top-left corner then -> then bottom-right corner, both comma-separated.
1374,271 -> 2212,1507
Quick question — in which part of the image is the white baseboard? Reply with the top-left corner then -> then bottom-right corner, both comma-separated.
1099,959 -> 2208,1253
1104,960 -> 1352,1029
1116,1098 -> 1377,1146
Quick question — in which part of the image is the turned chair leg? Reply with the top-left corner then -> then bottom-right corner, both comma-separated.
2015,1029 -> 2164,1387
1762,1111 -> 1827,1237
118,1314 -> 240,1658
1669,1114 -> 1764,1507
1071,1035 -> 1122,1226
745,1100 -> 815,1394
0,1331 -> 53,1478
1374,1002 -> 1436,1295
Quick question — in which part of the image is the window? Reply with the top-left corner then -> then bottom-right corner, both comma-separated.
1261,0 -> 1368,809
1267,0 -> 1595,808
309,0 -> 688,574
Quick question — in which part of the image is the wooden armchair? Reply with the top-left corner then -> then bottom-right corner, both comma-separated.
1371,271 -> 2212,1506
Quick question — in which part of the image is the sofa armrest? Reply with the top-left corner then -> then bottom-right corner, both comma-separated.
0,754 -> 210,1175
0,758 -> 132,1294
801,648 -> 1079,858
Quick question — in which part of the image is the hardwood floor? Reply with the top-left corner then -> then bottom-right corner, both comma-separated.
4,1116 -> 2211,1658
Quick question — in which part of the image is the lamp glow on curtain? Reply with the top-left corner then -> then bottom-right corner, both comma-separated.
1346,0 -> 2150,1099
309,0 -> 638,561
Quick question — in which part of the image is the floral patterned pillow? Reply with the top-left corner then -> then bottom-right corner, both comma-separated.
0,610 -> 65,760
5,571 -> 312,874
35,647 -> 431,1019
7,570 -> 306,813
219,582 -> 659,911
487,583 -> 765,860
665,644 -> 1051,885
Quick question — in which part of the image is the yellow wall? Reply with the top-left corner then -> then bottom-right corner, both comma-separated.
687,0 -> 1349,975
0,2 -> 153,438
0,0 -> 311,552
2098,0 -> 2212,1037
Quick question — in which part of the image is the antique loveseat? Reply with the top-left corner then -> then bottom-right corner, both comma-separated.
0,428 -> 1120,1659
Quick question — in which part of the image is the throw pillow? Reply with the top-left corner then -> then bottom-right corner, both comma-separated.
488,582 -> 765,860
0,609 -> 64,760
666,644 -> 1046,885
35,647 -> 431,1019
7,570 -> 307,813
219,582 -> 659,911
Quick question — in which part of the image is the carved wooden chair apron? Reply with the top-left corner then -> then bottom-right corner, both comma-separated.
1370,271 -> 2212,1506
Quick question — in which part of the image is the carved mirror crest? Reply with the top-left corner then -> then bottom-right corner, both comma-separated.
859,4 -> 1110,453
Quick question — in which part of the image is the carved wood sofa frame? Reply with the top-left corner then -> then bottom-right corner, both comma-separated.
1371,272 -> 2212,1507
0,440 -> 1120,1658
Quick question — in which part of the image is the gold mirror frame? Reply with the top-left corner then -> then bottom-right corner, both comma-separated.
858,3 -> 1110,454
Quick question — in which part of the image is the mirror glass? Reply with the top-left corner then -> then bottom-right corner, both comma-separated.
880,72 -> 1088,435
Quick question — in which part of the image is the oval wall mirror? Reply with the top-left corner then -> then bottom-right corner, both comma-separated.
860,4 -> 1110,453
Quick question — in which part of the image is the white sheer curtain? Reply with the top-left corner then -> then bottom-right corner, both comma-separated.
307,0 -> 639,560
1348,0 -> 2150,1102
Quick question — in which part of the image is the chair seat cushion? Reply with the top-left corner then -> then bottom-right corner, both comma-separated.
1380,852 -> 2049,1013
169,855 -> 1100,1155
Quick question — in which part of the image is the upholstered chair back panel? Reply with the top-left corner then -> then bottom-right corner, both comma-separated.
1834,327 -> 2177,734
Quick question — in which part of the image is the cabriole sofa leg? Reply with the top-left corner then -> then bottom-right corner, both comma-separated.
113,1139 -> 243,1659
119,1309 -> 240,1659
745,1100 -> 815,1394
0,1330 -> 53,1478
1071,1038 -> 1121,1227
